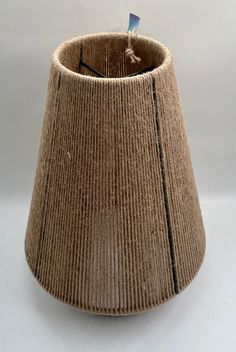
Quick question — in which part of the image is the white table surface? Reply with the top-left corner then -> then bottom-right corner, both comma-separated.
1,195 -> 235,352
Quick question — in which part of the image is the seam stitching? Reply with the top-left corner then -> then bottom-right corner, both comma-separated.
152,76 -> 179,294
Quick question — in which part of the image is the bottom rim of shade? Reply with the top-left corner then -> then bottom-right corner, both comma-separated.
25,241 -> 205,316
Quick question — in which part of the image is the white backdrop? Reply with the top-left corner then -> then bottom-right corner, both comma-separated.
0,1 -> 235,351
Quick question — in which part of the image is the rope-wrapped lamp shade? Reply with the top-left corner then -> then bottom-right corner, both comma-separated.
25,33 -> 205,315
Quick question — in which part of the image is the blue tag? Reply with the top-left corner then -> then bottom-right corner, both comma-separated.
127,13 -> 140,34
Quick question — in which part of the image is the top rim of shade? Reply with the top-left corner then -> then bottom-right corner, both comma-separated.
51,32 -> 173,84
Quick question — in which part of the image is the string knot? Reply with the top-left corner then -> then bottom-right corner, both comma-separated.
125,33 -> 141,64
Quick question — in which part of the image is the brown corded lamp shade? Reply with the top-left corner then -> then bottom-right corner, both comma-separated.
25,33 -> 205,316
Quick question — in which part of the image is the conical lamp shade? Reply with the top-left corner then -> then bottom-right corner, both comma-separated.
25,33 -> 205,315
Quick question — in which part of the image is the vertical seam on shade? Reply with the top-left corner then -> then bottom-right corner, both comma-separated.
151,76 -> 179,294
78,41 -> 83,74
34,71 -> 61,277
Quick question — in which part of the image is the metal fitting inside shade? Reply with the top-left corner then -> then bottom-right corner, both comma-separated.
55,32 -> 168,79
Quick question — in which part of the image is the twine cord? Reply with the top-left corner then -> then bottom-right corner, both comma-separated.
125,32 -> 141,64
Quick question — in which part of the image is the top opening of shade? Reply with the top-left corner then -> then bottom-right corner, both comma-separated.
54,33 -> 171,80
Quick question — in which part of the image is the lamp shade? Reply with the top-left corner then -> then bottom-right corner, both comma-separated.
25,33 -> 205,315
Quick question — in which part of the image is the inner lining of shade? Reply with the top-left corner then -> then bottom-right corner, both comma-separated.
58,35 -> 166,78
